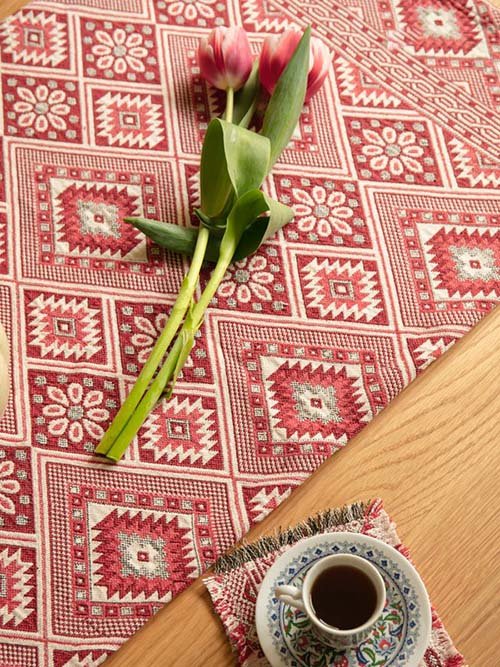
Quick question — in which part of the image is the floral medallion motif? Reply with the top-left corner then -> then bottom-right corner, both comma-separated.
347,118 -> 442,185
0,448 -> 33,532
30,371 -> 119,454
82,20 -> 160,84
154,0 -> 230,29
3,75 -> 81,142
210,246 -> 291,315
116,300 -> 214,383
275,175 -> 371,248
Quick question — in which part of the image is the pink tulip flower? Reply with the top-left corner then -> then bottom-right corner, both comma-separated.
198,27 -> 253,91
259,30 -> 330,101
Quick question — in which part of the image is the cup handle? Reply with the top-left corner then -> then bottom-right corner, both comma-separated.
275,585 -> 306,612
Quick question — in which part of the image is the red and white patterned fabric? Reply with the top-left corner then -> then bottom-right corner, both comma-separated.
205,500 -> 466,666
0,0 -> 498,663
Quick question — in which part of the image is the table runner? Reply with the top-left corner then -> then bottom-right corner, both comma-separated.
0,0 -> 498,663
205,499 -> 466,666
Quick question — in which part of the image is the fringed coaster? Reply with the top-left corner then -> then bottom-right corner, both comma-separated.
205,499 -> 466,666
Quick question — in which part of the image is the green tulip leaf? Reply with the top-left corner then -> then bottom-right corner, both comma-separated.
200,118 -> 270,218
220,189 -> 294,262
219,188 -> 270,259
233,193 -> 294,260
261,27 -> 311,167
127,187 -> 294,265
124,217 -> 220,263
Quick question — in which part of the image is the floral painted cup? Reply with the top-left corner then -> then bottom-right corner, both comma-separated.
275,554 -> 386,648
0,322 -> 8,418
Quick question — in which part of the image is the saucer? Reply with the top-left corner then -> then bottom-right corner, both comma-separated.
255,532 -> 431,667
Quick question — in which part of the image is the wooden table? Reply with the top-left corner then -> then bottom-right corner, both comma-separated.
1,2 -> 499,665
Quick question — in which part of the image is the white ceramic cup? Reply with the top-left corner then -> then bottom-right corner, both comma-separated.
275,554 -> 386,648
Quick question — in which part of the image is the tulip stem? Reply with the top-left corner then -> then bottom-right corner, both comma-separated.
105,237 -> 237,462
95,225 -> 210,457
100,86 -> 239,462
225,87 -> 234,124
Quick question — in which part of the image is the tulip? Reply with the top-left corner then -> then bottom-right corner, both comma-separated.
198,26 -> 253,92
259,30 -> 330,101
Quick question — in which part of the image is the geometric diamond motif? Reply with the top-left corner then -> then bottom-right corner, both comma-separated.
220,320 -> 397,475
52,179 -> 143,258
240,0 -> 290,31
138,393 -> 222,469
92,508 -> 198,601
264,357 -> 372,443
52,650 -> 108,667
15,145 -> 183,293
373,190 -> 500,327
92,90 -> 167,151
242,484 -> 294,524
44,460 -> 234,638
333,54 -> 407,109
25,290 -> 104,362
0,10 -> 70,69
394,0 -> 487,56
424,228 -> 500,299
0,544 -> 37,631
445,134 -> 500,189
298,255 -> 387,324
406,335 -> 457,373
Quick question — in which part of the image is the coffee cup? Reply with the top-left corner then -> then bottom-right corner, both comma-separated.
275,553 -> 386,648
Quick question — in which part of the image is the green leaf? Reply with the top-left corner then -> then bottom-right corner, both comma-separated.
230,60 -> 260,128
220,189 -> 270,259
261,27 -> 311,167
200,118 -> 270,218
233,192 -> 294,260
126,187 -> 294,265
125,217 -> 220,263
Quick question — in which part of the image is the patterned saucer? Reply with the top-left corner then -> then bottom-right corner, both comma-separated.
255,532 -> 431,667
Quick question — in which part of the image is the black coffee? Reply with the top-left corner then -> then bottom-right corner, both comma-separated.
310,565 -> 378,630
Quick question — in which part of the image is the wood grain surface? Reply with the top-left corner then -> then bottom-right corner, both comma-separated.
1,2 -> 499,666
